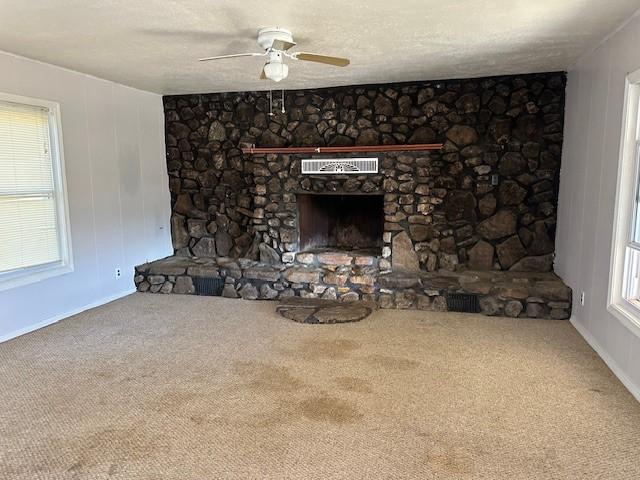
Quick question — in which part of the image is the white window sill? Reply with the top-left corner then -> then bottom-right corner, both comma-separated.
0,263 -> 73,292
607,300 -> 640,338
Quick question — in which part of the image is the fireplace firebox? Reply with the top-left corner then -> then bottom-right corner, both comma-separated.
297,193 -> 384,253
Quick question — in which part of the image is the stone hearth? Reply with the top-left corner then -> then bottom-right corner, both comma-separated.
135,255 -> 571,319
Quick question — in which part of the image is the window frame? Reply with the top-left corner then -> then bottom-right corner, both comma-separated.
608,68 -> 640,336
0,92 -> 73,291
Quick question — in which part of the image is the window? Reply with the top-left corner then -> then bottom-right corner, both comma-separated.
609,68 -> 640,333
0,93 -> 72,290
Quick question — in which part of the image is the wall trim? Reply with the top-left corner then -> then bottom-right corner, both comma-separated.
570,317 -> 640,403
0,288 -> 136,344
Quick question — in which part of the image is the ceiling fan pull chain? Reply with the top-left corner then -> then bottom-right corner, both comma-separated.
268,90 -> 274,117
281,89 -> 286,114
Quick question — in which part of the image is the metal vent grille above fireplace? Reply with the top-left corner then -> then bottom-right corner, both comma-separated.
301,158 -> 378,174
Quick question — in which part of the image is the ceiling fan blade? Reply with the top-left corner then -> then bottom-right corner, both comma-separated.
293,52 -> 350,67
199,52 -> 264,62
260,65 -> 267,80
271,39 -> 296,51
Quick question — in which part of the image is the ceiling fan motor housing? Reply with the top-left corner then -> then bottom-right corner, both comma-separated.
257,27 -> 294,50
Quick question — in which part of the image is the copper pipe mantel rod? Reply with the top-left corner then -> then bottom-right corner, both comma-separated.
241,143 -> 443,155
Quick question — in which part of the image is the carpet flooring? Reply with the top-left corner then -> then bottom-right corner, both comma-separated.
1,293 -> 639,479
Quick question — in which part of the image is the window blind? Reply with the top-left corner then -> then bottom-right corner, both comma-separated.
0,100 -> 61,273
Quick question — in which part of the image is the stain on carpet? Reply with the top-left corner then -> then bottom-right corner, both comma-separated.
152,390 -> 204,414
298,395 -> 363,424
424,449 -> 472,476
232,361 -> 303,392
6,426 -> 166,478
364,354 -> 420,370
291,338 -> 361,360
335,376 -> 373,394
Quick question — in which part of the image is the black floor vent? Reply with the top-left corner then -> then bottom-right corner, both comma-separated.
445,293 -> 480,313
193,276 -> 224,296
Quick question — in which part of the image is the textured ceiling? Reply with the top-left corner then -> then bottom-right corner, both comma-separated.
0,0 -> 637,95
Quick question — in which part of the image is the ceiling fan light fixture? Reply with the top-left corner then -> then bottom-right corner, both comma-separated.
263,62 -> 289,82
197,27 -> 350,82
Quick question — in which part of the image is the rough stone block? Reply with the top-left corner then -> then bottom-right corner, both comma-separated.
173,276 -> 195,294
186,266 -> 219,277
533,281 -> 571,301
468,240 -> 494,270
392,231 -> 420,272
340,292 -> 360,302
160,282 -> 173,294
283,267 -> 321,284
296,252 -> 315,264
504,300 -> 523,318
192,237 -> 217,257
317,252 -> 353,266
496,235 -> 527,269
244,266 -> 281,282
477,210 -> 517,240
148,275 -> 165,285
323,272 -> 349,286
239,283 -> 259,300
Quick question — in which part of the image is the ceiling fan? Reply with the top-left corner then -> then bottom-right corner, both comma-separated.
199,27 -> 350,82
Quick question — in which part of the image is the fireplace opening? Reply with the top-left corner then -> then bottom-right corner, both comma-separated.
297,193 -> 384,254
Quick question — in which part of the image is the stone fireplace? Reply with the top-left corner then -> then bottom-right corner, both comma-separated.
164,72 -> 567,274
134,71 -> 573,320
297,193 -> 384,253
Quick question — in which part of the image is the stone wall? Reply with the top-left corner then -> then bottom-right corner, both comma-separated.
163,72 -> 565,272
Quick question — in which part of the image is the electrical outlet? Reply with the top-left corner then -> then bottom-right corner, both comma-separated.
580,291 -> 585,306
115,268 -> 122,279
491,174 -> 499,186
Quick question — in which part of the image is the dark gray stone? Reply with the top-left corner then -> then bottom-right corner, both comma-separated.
504,300 -> 523,318
222,284 -> 238,298
239,283 -> 259,300
446,125 -> 478,147
171,215 -> 189,249
215,230 -> 233,257
498,180 -> 528,206
192,237 -> 217,257
509,254 -> 553,272
477,210 -> 517,240
244,266 -> 281,282
260,284 -> 279,299
468,240 -> 494,270
173,276 -> 195,294
259,243 -> 281,265
478,194 -> 497,217
499,152 -> 526,177
496,235 -> 527,269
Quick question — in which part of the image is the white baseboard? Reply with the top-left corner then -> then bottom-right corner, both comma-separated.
0,288 -> 136,344
571,317 -> 640,403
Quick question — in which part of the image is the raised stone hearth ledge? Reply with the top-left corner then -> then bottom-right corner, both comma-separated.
135,255 -> 571,319
276,297 -> 376,324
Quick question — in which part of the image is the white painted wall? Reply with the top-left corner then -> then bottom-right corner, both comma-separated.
0,51 -> 172,342
556,12 -> 640,401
